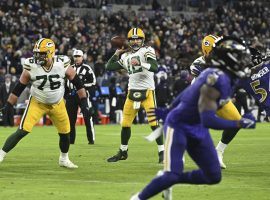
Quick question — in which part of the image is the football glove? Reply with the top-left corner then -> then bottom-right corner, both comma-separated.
0,102 -> 13,116
147,107 -> 170,123
239,113 -> 256,129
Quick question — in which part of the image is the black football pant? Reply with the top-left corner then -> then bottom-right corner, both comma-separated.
66,95 -> 95,144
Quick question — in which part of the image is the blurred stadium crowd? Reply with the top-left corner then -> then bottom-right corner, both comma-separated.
0,0 -> 269,124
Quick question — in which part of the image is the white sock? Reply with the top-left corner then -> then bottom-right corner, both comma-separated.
0,149 -> 7,159
216,141 -> 227,153
158,145 -> 164,152
60,152 -> 69,160
120,145 -> 128,151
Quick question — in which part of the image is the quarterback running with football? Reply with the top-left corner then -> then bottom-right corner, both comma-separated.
106,28 -> 164,163
0,38 -> 89,169
190,34 -> 243,169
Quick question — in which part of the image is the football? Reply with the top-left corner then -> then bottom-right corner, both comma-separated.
110,35 -> 128,49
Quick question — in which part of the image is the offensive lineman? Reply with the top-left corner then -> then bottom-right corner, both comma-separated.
106,28 -> 164,163
0,38 -> 89,169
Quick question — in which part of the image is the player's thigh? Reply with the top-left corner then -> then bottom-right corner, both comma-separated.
49,99 -> 70,133
216,100 -> 241,120
186,130 -> 220,174
163,125 -> 186,174
20,97 -> 47,132
142,90 -> 158,126
121,97 -> 138,127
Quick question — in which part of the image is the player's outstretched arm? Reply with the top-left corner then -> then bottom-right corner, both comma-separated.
8,70 -> 30,105
65,66 -> 87,99
198,84 -> 255,129
106,48 -> 126,71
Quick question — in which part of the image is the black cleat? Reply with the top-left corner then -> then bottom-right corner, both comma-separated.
107,149 -> 128,162
88,141 -> 94,145
158,151 -> 164,164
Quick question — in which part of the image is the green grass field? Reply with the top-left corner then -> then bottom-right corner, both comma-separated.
0,123 -> 270,200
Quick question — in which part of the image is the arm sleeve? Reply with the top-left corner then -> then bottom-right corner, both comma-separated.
146,57 -> 158,72
106,54 -> 123,71
200,110 -> 239,130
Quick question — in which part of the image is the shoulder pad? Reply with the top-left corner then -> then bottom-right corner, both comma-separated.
23,57 -> 34,71
144,46 -> 156,60
56,55 -> 71,68
206,71 -> 220,86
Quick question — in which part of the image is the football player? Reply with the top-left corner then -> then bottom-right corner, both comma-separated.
0,38 -> 89,169
106,28 -> 164,163
238,47 -> 270,119
190,34 -> 243,169
131,37 -> 256,200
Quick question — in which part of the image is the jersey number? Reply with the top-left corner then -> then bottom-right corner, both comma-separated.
250,79 -> 267,103
36,75 -> 61,90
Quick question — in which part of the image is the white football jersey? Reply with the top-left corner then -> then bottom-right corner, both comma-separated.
118,46 -> 156,90
190,56 -> 206,84
23,55 -> 70,104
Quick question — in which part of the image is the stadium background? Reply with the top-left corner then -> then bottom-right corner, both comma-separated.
0,0 -> 270,125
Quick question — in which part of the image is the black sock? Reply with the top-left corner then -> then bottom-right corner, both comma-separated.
59,133 -> 70,153
221,128 -> 240,144
2,129 -> 28,152
151,126 -> 164,145
121,127 -> 131,145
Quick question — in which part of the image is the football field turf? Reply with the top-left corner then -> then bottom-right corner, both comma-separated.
0,123 -> 269,200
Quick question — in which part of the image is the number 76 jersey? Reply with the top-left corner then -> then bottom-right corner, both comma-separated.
23,55 -> 70,105
239,61 -> 270,114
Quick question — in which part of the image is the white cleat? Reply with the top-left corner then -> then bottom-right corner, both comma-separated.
130,193 -> 141,200
59,159 -> 78,169
216,150 -> 226,169
162,187 -> 172,200
0,157 -> 3,163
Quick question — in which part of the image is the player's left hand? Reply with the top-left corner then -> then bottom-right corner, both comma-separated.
240,113 -> 256,129
147,107 -> 170,122
0,102 -> 13,116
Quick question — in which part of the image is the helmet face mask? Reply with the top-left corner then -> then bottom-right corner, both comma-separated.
250,47 -> 263,69
127,28 -> 145,51
33,38 -> 55,66
128,38 -> 144,51
33,51 -> 49,66
208,36 -> 252,78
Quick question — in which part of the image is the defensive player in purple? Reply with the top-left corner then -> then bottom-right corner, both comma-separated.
130,37 -> 256,200
239,48 -> 270,115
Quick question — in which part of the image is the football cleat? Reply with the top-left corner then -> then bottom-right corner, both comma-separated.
0,157 -> 3,163
59,159 -> 78,169
107,149 -> 128,162
216,150 -> 226,169
158,151 -> 164,164
156,171 -> 173,200
130,193 -> 141,200
162,187 -> 173,200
